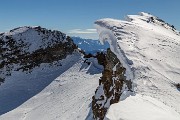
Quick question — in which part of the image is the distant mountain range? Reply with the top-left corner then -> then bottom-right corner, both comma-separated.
71,37 -> 109,54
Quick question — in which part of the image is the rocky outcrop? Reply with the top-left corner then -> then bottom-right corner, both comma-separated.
175,83 -> 180,91
0,26 -> 77,84
92,48 -> 133,120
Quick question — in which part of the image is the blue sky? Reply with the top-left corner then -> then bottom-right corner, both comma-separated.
0,0 -> 180,39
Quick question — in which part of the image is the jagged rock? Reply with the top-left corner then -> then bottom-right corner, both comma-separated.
175,83 -> 180,91
92,48 -> 132,120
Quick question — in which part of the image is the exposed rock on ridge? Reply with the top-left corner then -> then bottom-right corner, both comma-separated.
92,48 -> 132,120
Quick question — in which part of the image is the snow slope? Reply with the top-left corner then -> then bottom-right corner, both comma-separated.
0,52 -> 102,120
105,94 -> 180,120
95,12 -> 180,119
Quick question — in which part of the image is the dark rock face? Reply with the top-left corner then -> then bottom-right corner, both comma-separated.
92,48 -> 132,120
0,26 -> 77,84
175,83 -> 180,91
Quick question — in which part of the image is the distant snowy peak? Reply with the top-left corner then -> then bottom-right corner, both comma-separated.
1,26 -> 67,53
0,26 -> 77,83
4,26 -> 65,37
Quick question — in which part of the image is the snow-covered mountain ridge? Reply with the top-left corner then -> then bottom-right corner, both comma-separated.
0,26 -> 77,83
93,12 -> 180,120
0,26 -> 68,52
0,12 -> 180,120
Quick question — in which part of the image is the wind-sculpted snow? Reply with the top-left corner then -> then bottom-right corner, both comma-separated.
94,12 -> 180,120
95,24 -> 134,81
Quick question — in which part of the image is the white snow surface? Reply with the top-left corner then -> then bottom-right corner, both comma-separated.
0,53 -> 101,120
105,94 -> 180,120
95,12 -> 180,119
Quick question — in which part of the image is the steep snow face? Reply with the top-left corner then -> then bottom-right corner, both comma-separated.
0,53 -> 102,120
95,12 -> 180,119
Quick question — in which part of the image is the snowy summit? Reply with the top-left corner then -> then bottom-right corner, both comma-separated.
94,12 -> 180,120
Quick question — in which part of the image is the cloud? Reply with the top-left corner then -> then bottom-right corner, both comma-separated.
68,29 -> 97,34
